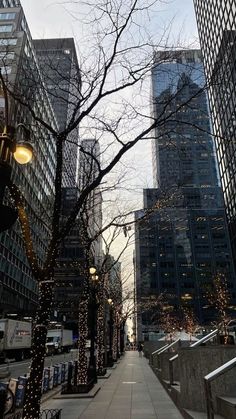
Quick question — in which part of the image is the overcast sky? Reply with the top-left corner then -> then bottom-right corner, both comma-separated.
21,0 -> 198,43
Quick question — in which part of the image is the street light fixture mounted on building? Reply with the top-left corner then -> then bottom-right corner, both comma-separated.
0,86 -> 34,232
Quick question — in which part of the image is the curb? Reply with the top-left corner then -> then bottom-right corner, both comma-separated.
42,385 -> 63,404
53,384 -> 101,399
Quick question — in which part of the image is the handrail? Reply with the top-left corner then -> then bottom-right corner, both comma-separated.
157,339 -> 180,356
156,339 -> 180,370
150,344 -> 169,365
152,344 -> 169,356
168,330 -> 218,386
190,329 -> 218,348
204,356 -> 236,419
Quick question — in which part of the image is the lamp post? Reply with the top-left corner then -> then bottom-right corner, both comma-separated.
88,266 -> 98,384
0,90 -> 34,233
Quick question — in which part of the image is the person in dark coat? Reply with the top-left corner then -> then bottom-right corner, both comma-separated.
137,342 -> 143,357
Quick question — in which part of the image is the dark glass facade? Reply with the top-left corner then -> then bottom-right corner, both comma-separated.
33,38 -> 80,187
54,187 -> 85,326
0,1 -> 57,315
54,140 -> 103,324
134,50 -> 236,341
194,0 -> 236,266
78,139 -> 102,265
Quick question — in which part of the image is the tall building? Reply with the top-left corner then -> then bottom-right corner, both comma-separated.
134,50 -> 236,341
33,38 -> 80,187
54,187 -> 85,335
78,139 -> 103,266
0,0 -> 57,314
54,140 -> 103,325
193,0 -> 236,265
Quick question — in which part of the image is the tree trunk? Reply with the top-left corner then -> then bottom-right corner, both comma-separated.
88,291 -> 97,384
23,279 -> 53,419
117,324 -> 121,358
107,307 -> 114,366
112,322 -> 118,361
96,296 -> 105,375
77,298 -> 89,384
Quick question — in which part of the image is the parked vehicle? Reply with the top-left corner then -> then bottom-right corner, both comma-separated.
46,329 -> 73,354
0,319 -> 31,362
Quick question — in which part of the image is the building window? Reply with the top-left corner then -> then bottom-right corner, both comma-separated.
0,51 -> 14,59
0,38 -> 16,45
0,66 -> 11,74
0,24 -> 13,32
0,13 -> 16,20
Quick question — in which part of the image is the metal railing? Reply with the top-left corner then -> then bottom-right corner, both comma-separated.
40,409 -> 62,419
155,339 -> 180,370
169,354 -> 179,385
190,329 -> 218,348
3,408 -> 62,418
168,330 -> 219,386
150,344 -> 169,365
157,339 -> 180,356
204,357 -> 236,419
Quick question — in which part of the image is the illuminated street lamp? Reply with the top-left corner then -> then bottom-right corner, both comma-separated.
0,122 -> 34,232
89,267 -> 96,275
14,142 -> 34,165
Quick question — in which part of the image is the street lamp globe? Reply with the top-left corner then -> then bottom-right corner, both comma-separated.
107,298 -> 113,305
13,142 -> 34,165
89,267 -> 96,275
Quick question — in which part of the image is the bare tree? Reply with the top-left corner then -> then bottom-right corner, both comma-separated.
207,272 -> 231,340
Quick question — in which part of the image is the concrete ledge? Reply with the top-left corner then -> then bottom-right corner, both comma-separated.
54,383 -> 101,399
98,372 -> 111,379
107,364 -> 117,370
217,395 -> 236,419
183,409 -> 223,419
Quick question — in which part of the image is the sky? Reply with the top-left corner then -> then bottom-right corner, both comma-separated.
19,1 -> 200,312
21,1 -> 198,43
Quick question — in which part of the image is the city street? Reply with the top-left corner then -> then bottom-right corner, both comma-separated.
0,351 -> 77,382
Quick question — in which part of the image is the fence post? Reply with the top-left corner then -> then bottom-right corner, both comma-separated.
169,360 -> 174,386
204,379 -> 214,419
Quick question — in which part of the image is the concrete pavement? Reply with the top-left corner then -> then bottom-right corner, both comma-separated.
43,351 -> 183,419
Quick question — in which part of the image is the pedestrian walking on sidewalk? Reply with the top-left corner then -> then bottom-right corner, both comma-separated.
138,342 -> 143,357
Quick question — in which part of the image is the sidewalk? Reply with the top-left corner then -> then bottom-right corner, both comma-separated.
43,351 -> 183,419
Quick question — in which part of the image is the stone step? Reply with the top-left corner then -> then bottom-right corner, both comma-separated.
217,396 -> 236,419
183,409 -> 224,419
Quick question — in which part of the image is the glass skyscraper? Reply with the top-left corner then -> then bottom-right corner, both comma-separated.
194,0 -> 236,266
134,50 -> 236,341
